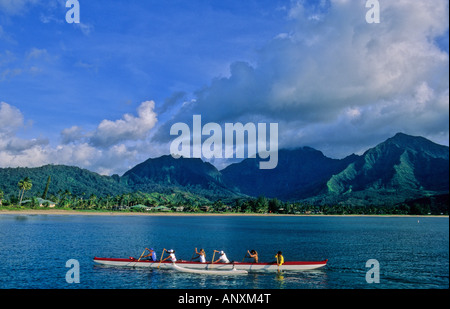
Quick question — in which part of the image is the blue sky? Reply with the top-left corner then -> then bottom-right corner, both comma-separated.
1,0 -> 449,175
2,1 -> 289,127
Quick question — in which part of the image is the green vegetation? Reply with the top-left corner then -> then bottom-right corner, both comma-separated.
1,176 -> 447,215
0,165 -> 131,200
0,133 -> 448,216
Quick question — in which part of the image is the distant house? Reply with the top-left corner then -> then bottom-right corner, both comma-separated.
21,198 -> 56,208
131,204 -> 152,211
152,206 -> 171,212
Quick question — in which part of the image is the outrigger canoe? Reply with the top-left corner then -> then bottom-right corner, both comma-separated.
93,257 -> 328,272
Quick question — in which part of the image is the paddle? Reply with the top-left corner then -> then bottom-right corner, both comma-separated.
211,251 -> 216,264
137,249 -> 146,262
158,248 -> 166,269
242,253 -> 248,262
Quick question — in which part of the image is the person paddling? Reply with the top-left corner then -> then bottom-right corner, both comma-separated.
213,250 -> 230,263
192,248 -> 207,263
162,249 -> 177,262
142,248 -> 157,261
275,251 -> 284,267
245,249 -> 259,263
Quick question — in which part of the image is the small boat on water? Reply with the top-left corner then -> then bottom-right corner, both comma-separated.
93,257 -> 328,272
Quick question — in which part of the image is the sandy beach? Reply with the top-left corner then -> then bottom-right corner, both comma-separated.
0,209 -> 446,217
0,209 -> 275,217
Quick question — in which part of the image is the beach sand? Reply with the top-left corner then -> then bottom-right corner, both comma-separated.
0,209 -> 446,217
0,209 -> 274,217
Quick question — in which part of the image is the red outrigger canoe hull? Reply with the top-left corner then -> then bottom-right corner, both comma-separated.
93,257 -> 328,272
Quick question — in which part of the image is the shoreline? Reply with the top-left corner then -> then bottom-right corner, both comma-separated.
0,209 -> 447,218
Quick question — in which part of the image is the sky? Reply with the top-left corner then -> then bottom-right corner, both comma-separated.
0,0 -> 449,175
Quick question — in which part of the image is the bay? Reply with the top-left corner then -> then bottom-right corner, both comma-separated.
0,214 -> 448,289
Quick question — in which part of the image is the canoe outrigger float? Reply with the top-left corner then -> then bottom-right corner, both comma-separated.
171,263 -> 248,275
93,257 -> 328,272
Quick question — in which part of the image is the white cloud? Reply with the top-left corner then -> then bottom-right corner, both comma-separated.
0,101 -> 159,175
60,125 -> 84,144
0,102 -> 49,166
0,102 -> 24,135
60,101 -> 158,149
155,0 -> 449,157
89,100 -> 158,148
1,1 -> 448,174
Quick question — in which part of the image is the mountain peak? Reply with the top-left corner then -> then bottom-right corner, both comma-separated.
382,132 -> 449,159
389,132 -> 427,144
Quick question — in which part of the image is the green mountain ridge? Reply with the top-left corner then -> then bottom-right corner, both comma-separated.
0,133 -> 448,207
221,147 -> 358,199
309,133 -> 449,205
326,133 -> 448,192
222,133 -> 449,205
121,155 -> 243,200
0,164 -> 131,200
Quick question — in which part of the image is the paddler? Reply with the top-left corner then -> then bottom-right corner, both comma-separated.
162,249 -> 177,262
142,248 -> 157,261
246,249 -> 259,263
192,248 -> 207,263
213,250 -> 230,263
275,251 -> 284,266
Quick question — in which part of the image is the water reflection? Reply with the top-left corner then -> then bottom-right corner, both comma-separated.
275,272 -> 285,288
273,270 -> 329,289
93,263 -> 329,289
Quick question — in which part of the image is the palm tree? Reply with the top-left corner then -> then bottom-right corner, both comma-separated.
42,176 -> 51,199
18,177 -> 33,205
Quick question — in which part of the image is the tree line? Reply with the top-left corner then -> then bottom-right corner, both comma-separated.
0,177 -> 447,215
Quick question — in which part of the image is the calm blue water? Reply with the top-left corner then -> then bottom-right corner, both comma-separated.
0,215 -> 448,289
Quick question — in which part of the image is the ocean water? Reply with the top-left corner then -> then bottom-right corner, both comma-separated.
0,214 -> 448,289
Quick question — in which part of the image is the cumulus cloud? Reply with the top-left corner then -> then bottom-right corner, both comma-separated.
0,101 -> 158,175
0,102 -> 24,135
154,0 -> 449,157
1,1 -> 448,175
60,126 -> 84,145
59,100 -> 158,148
89,100 -> 158,148
0,102 -> 49,164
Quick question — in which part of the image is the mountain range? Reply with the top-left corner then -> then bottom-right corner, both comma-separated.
0,133 -> 448,206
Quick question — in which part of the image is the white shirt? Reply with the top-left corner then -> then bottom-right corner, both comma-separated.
169,253 -> 177,262
199,254 -> 206,263
219,253 -> 230,263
